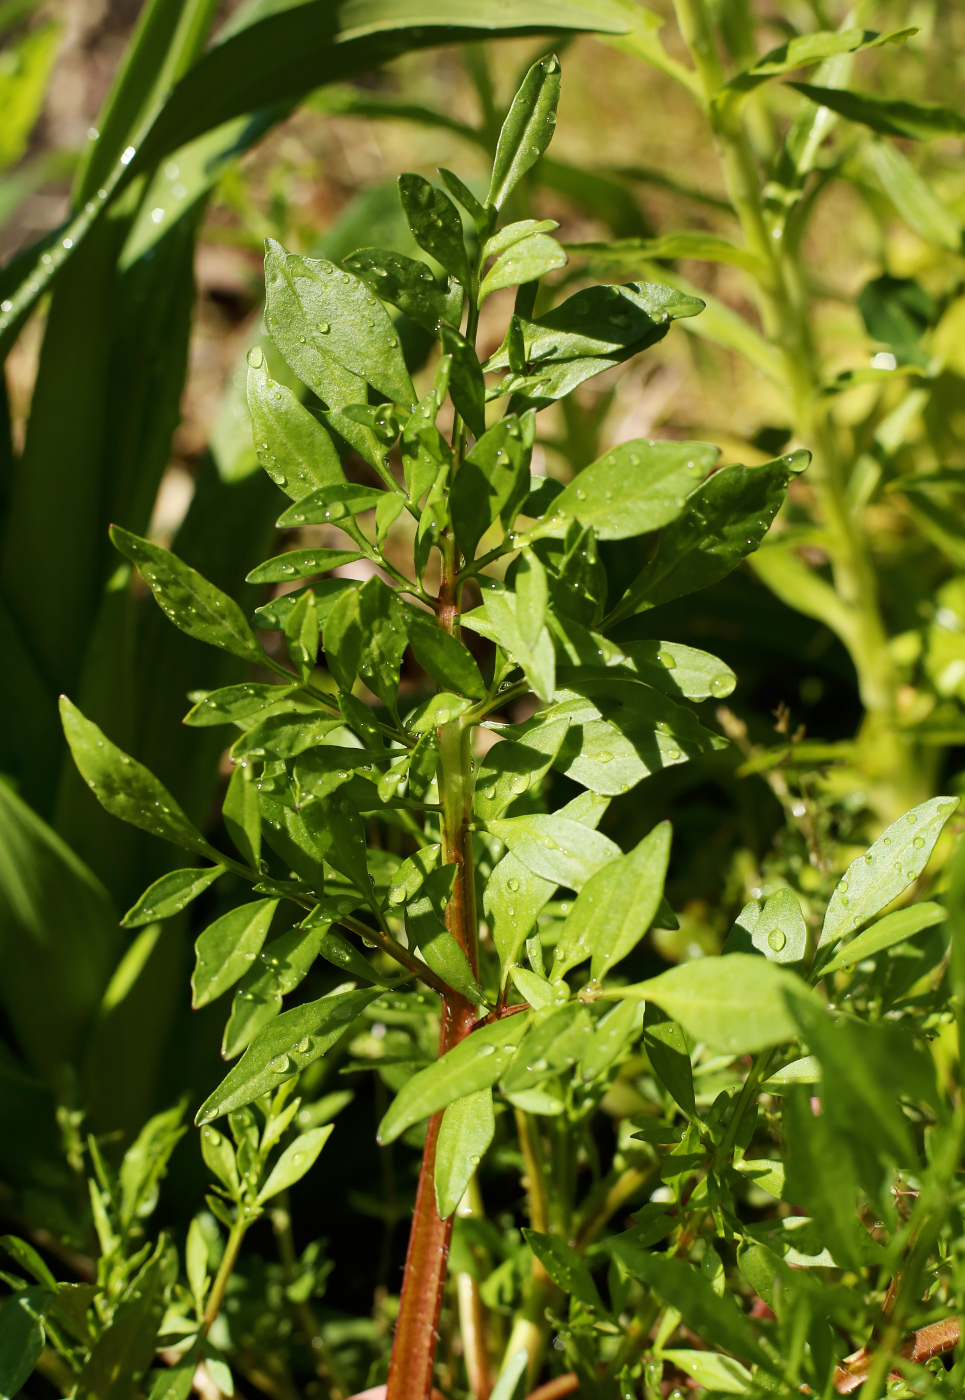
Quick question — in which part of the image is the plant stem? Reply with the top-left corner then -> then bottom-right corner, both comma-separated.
270,1192 -> 347,1398
455,1180 -> 494,1400
203,1215 -> 248,1333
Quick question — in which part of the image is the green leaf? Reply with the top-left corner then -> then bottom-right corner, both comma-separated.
343,247 -> 458,334
0,1237 -> 57,1292
604,1245 -> 768,1366
121,864 -> 227,927
608,450 -> 810,623
146,1350 -> 198,1400
0,1287 -> 46,1399
724,888 -> 807,965
473,719 -> 569,823
384,844 -> 443,909
821,901 -> 947,974
323,578 -> 409,710
110,526 -> 264,664
450,411 -> 535,558
200,1123 -> 240,1194
283,587 -> 318,681
246,347 -> 347,500
479,586 -> 555,701
398,173 -> 473,289
231,712 -> 342,761
317,929 -> 389,986
246,548 -> 362,584
439,167 -> 487,229
618,640 -> 736,701
407,692 -> 475,733
264,239 -> 415,408
659,1351 -> 752,1394
579,996 -> 641,1081
257,1125 -> 334,1203
434,1089 -> 495,1219
490,1350 -> 528,1400
551,821 -> 670,978
787,84 -> 965,141
439,323 -> 486,439
408,616 -> 487,700
487,813 -> 620,891
522,1230 -> 603,1309
866,140 -> 962,254
276,483 -> 383,528
488,53 -> 561,210
222,924 -> 325,1059
617,954 -> 807,1055
183,682 -> 299,727
223,764 -> 261,870
479,233 -> 567,301
192,899 -> 278,1008
643,1002 -> 695,1117
60,697 -> 220,859
377,1012 -> 532,1144
571,231 -> 763,275
186,1218 -> 208,1309
405,866 -> 483,1004
197,987 -> 382,1123
253,580 -> 357,633
514,549 -> 548,650
724,27 -> 916,95
502,1003 -> 594,1092
819,797 -> 957,948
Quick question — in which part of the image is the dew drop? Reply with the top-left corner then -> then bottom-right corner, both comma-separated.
767,928 -> 786,952
270,1054 -> 290,1073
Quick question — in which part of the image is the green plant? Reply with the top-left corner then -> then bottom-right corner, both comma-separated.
0,43 -> 944,1400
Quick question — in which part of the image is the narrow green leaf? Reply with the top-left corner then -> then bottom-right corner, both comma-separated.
405,865 -> 483,1004
514,549 -> 548,650
618,640 -> 736,701
398,173 -> 473,289
659,1351 -> 752,1394
60,697 -> 219,859
276,483 -> 382,528
0,1237 -> 57,1292
609,450 -> 810,623
487,813 -> 620,891
283,587 -> 318,680
407,693 -> 475,733
110,526 -> 264,663
480,586 -> 555,701
0,1288 -> 46,1399
257,1125 -> 333,1203
192,899 -> 278,1008
438,167 -> 487,229
867,140 -> 962,253
617,954 -> 808,1055
264,239 -> 415,408
121,865 -> 226,927
434,1089 -> 495,1219
450,411 -> 535,557
197,987 -> 382,1124
317,929 -> 389,986
200,1124 -> 239,1194
479,232 -> 567,301
384,844 -> 443,909
822,901 -> 947,974
643,1002 -> 695,1117
490,1350 -> 528,1400
819,797 -> 957,948
408,616 -> 487,699
439,323 -> 486,438
377,1013 -> 531,1144
344,247 -> 458,333
502,1003 -> 594,1092
186,1219 -> 208,1310
246,549 -> 362,584
523,1230 -> 603,1309
222,924 -> 325,1059
571,231 -> 763,275
724,27 -> 916,95
183,682 -> 299,727
474,719 -> 569,823
488,53 -> 561,210
223,764 -> 261,870
253,580 -> 356,633
787,84 -> 965,141
246,347 -> 346,500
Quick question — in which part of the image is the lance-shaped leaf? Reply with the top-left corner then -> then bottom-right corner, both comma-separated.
450,411 -> 535,557
246,548 -> 363,584
821,901 -> 947,975
643,1002 -> 696,1117
277,483 -> 383,528
264,239 -> 415,408
343,247 -> 459,333
479,232 -> 567,301
246,347 -> 346,500
0,1287 -> 47,1399
60,698 -> 220,859
283,587 -> 318,681
616,954 -> 808,1055
579,997 -> 641,1082
197,987 -> 382,1124
474,719 -> 569,822
487,813 -> 620,891
547,440 -> 714,542
257,1125 -> 333,1203
552,821 -> 671,979
183,682 -> 299,727
408,615 -> 487,700
488,53 -> 561,210
122,865 -> 226,928
110,526 -> 264,664
435,1089 -> 495,1219
819,797 -> 957,948
405,865 -> 483,1005
787,84 -> 965,141
439,323 -> 486,439
502,1003 -> 594,1093
223,763 -> 261,870
607,450 -> 810,624
192,899 -> 278,1008
222,924 -> 325,1059
398,174 -> 473,289
378,1012 -> 531,1144
618,640 -> 736,701
723,27 -> 916,97
478,585 -> 555,701
522,1230 -> 603,1310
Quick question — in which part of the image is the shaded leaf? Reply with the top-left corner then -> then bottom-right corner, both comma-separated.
522,1230 -> 603,1309
343,247 -> 458,333
192,900 -> 279,1008
257,1125 -> 333,1202
435,1089 -> 495,1219
788,83 -> 965,141
246,348 -> 346,500
398,173 -> 472,289
122,865 -> 226,928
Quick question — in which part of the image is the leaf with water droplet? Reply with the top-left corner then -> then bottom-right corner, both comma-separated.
488,53 -> 561,210
378,1012 -> 531,1144
192,899 -> 279,1008
819,797 -> 957,949
821,900 -> 948,974
724,888 -> 807,965
257,1125 -> 333,1203
183,682 -> 299,728
522,1229 -> 604,1309
122,864 -> 227,928
502,1002 -> 593,1093
434,1089 -> 495,1219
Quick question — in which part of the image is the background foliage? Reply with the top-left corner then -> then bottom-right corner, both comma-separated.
2,1 -> 965,1397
